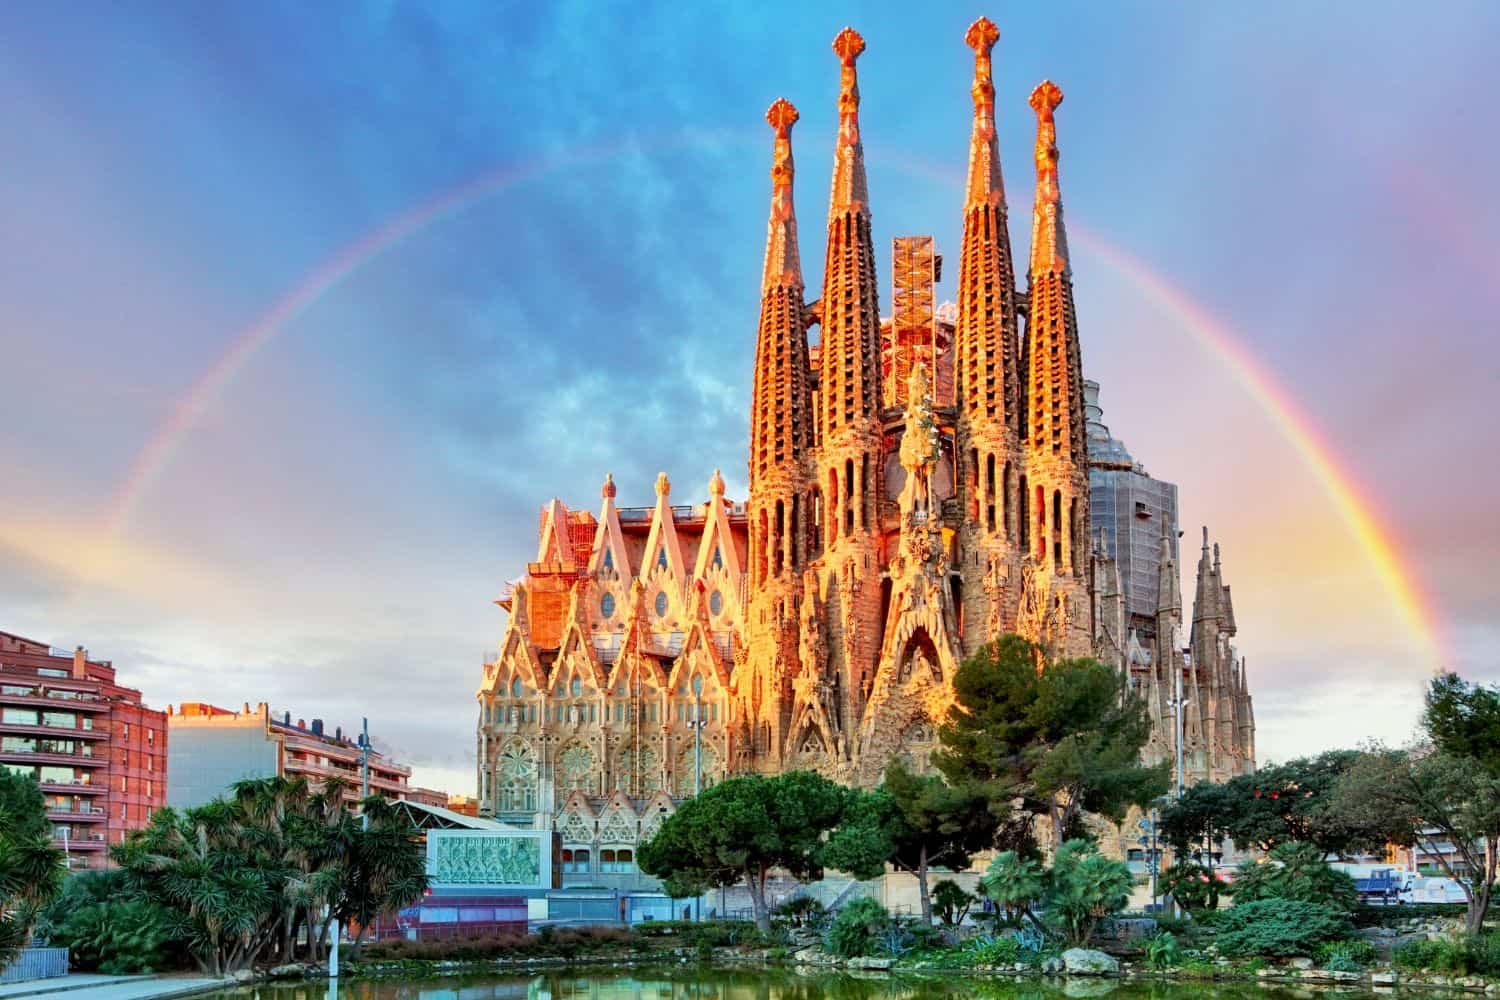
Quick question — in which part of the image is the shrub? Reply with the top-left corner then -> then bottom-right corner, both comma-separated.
825,898 -> 891,959
360,926 -> 633,963
1216,900 -> 1352,958
1046,839 -> 1133,947
1314,938 -> 1377,970
1393,936 -> 1471,973
36,871 -> 189,974
931,880 -> 977,929
1229,842 -> 1357,911
980,851 -> 1045,928
1144,930 -> 1180,970
962,934 -> 1023,966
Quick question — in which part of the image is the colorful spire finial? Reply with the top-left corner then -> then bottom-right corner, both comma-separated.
761,98 -> 803,292
709,468 -> 725,497
828,27 -> 869,217
965,17 -> 1000,112
654,471 -> 671,498
1028,80 -> 1069,274
602,472 -> 616,499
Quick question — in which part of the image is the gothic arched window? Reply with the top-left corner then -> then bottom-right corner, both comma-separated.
497,741 -> 537,812
558,742 -> 597,793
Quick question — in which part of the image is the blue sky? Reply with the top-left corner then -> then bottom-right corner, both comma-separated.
3,1 -> 1497,793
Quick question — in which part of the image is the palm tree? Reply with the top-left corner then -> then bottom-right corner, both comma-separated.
0,772 -> 65,968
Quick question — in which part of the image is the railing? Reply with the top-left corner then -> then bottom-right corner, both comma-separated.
0,947 -> 68,984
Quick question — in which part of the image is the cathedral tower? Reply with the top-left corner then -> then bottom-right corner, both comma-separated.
953,17 -> 1024,653
817,28 -> 886,731
744,98 -> 813,767
1019,80 -> 1091,656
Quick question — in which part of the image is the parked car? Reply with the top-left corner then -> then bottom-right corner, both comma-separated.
1402,876 -> 1470,905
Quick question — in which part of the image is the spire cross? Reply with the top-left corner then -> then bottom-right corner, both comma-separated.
965,17 -> 1000,114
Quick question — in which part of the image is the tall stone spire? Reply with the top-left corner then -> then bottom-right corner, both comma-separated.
818,26 -> 885,733
1027,80 -> 1071,278
954,16 -> 1024,653
749,98 -> 812,511
746,98 -> 814,773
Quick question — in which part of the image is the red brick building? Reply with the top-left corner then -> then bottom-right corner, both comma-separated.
0,630 -> 168,868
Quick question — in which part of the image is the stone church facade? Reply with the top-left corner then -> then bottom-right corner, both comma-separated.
474,21 -> 1254,863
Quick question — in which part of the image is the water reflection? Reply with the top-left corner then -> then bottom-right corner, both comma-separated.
205,967 -> 1391,1000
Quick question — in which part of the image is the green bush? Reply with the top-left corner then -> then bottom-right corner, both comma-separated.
774,897 -> 827,929
1162,862 -> 1225,912
1352,902 -> 1463,927
1314,938 -> 1377,970
36,871 -> 189,974
1046,840 -> 1133,947
1229,842 -> 1357,911
825,898 -> 891,958
961,934 -> 1023,966
361,926 -> 633,963
1215,899 -> 1353,958
1392,933 -> 1500,976
1144,930 -> 1180,970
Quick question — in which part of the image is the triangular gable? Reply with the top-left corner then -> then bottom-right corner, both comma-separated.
638,790 -> 675,839
610,581 -> 669,689
481,627 -> 544,694
692,471 -> 743,583
557,617 -> 607,690
668,617 -> 731,692
639,472 -> 687,591
589,474 -> 633,579
536,499 -> 571,564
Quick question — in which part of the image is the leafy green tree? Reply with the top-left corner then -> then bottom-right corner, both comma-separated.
1333,745 -> 1500,934
637,771 -> 851,933
1159,781 -> 1237,857
979,850 -> 1046,930
930,880 -> 976,931
337,797 -> 428,950
1425,672 -> 1500,776
0,770 -> 65,967
822,763 -> 997,926
936,634 -> 1167,849
110,776 -> 427,973
1160,860 -> 1224,912
1228,841 -> 1357,911
1210,750 -> 1391,856
1046,839 -> 1134,947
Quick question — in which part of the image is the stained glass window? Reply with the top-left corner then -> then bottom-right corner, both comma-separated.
600,592 -> 615,618
709,590 -> 723,616
654,591 -> 669,617
497,742 -> 537,812
558,742 -> 596,792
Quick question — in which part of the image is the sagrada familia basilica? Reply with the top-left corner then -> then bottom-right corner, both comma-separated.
475,20 -> 1255,844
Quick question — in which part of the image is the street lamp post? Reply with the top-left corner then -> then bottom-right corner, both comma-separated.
690,675 -> 707,922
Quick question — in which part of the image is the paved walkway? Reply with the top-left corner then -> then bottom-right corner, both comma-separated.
0,974 -> 230,999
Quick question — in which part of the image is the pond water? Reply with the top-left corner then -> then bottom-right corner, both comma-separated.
193,966 -> 1419,1000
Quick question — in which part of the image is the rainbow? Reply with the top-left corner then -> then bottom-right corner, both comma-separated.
101,128 -> 752,539
98,136 -> 1447,668
1073,229 -> 1447,669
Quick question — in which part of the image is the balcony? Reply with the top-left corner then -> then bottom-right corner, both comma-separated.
38,779 -> 106,795
46,804 -> 107,822
0,720 -> 109,741
53,832 -> 107,848
0,746 -> 102,768
0,689 -> 109,711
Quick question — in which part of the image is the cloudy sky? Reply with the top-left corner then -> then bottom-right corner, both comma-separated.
2,2 -> 1497,794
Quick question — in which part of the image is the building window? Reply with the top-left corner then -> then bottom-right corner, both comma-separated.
709,590 -> 723,616
600,592 -> 616,619
38,668 -> 68,678
123,724 -> 130,740
497,742 -> 537,812
601,848 -> 635,873
511,677 -> 524,698
561,848 -> 592,874
146,729 -> 155,745
654,591 -> 668,618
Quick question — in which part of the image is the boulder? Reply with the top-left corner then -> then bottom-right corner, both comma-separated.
846,956 -> 893,971
1371,971 -> 1398,986
1042,956 -> 1066,974
1061,948 -> 1120,976
1288,957 -> 1314,970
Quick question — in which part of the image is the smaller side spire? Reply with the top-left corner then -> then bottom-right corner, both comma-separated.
963,16 -> 1005,209
762,98 -> 803,293
829,27 -> 870,218
1028,80 -> 1069,276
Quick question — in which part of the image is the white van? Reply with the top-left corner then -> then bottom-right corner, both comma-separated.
1403,876 -> 1470,905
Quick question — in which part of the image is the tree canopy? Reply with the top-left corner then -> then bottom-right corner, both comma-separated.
636,771 -> 852,932
110,776 -> 426,974
936,633 -> 1167,848
0,770 -> 65,967
822,762 -> 997,925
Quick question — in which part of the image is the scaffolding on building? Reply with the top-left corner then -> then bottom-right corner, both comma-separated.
885,236 -> 941,407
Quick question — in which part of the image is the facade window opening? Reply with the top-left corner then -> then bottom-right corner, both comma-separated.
600,592 -> 616,618
709,590 -> 723,616
570,678 -> 583,698
602,549 -> 614,571
511,678 -> 523,698
654,591 -> 669,617
656,547 -> 668,571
